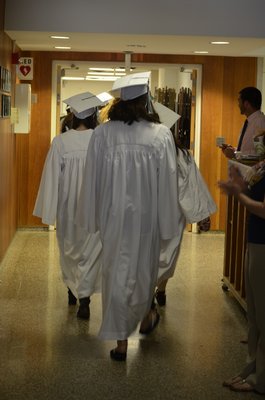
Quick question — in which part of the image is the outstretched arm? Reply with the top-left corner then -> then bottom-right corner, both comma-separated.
236,192 -> 265,219
218,165 -> 265,219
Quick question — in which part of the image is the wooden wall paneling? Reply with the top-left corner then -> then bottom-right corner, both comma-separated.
218,58 -> 239,230
16,135 -> 29,226
240,243 -> 246,299
223,195 -> 247,310
200,56 -> 256,231
219,57 -> 258,230
234,203 -> 246,290
29,53 -> 52,226
16,52 -> 53,226
223,195 -> 232,277
221,57 -> 257,151
199,57 -> 225,231
0,19 -> 17,260
230,197 -> 239,284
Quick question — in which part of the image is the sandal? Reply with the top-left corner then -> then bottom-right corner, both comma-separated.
155,290 -> 166,306
110,349 -> 127,361
230,380 -> 254,392
139,309 -> 160,335
222,375 -> 243,387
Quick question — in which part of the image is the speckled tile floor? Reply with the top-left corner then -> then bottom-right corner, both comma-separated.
0,230 -> 261,399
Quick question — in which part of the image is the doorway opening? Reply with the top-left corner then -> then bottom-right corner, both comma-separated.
52,60 -> 202,161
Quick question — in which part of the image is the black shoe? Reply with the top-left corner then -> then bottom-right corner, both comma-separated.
139,309 -> 160,335
77,297 -> 90,320
68,288 -> 77,305
110,349 -> 127,361
155,290 -> 166,306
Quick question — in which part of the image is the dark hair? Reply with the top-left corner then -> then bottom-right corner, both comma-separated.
172,132 -> 191,162
61,112 -> 73,133
108,94 -> 161,125
72,112 -> 98,130
239,87 -> 262,110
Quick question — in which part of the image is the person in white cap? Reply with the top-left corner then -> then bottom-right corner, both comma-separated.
156,140 -> 217,306
33,92 -> 105,319
77,72 -> 181,360
147,102 -> 217,307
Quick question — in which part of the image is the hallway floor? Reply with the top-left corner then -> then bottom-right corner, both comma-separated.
0,231 -> 259,399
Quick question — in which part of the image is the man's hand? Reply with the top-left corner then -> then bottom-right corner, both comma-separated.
220,144 -> 235,159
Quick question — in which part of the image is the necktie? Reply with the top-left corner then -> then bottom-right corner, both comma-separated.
237,119 -> 248,151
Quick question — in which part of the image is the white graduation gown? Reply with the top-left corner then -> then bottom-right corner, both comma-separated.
33,129 -> 102,299
158,149 -> 217,283
78,120 -> 181,340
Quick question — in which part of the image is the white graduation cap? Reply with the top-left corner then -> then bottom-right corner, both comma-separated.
153,101 -> 181,129
63,91 -> 105,119
96,91 -> 113,105
110,71 -> 151,101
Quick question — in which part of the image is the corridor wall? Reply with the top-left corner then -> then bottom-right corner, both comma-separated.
0,0 -> 17,261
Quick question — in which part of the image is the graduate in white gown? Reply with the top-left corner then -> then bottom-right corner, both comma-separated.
156,144 -> 217,306
77,72 -> 182,361
33,92 -> 105,319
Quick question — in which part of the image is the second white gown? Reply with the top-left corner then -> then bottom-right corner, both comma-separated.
158,149 -> 217,283
33,129 -> 102,299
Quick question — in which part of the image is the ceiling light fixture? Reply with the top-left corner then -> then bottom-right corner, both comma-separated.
55,46 -> 71,49
193,51 -> 209,54
61,77 -> 85,80
51,35 -> 70,39
86,76 -> 119,81
115,67 -> 135,72
126,44 -> 146,48
88,67 -> 114,72
87,71 -> 114,76
210,41 -> 230,45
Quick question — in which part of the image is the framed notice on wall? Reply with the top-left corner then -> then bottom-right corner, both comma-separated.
0,65 -> 12,118
0,66 -> 11,92
1,94 -> 11,117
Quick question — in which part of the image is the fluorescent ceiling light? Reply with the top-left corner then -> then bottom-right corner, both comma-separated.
115,73 -> 126,76
210,41 -> 230,45
51,35 -> 70,39
115,68 -> 134,72
55,46 -> 71,49
87,71 -> 114,76
62,77 -> 85,80
86,76 -> 118,81
193,51 -> 209,54
89,67 -> 114,72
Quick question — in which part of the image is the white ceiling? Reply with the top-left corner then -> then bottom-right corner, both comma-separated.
7,30 -> 265,82
5,0 -> 265,66
6,30 -> 265,58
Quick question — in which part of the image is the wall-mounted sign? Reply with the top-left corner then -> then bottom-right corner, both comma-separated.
17,58 -> 34,80
0,66 -> 11,92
